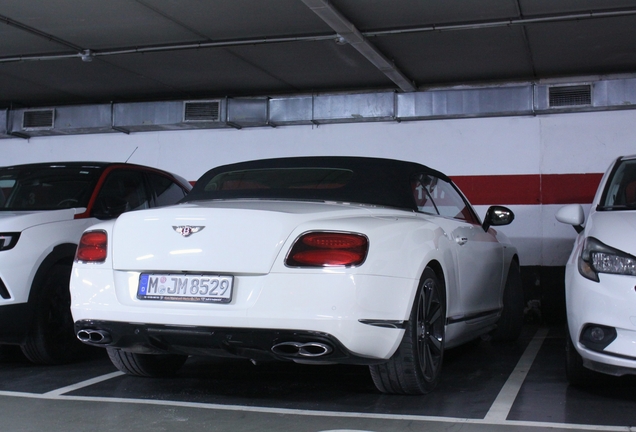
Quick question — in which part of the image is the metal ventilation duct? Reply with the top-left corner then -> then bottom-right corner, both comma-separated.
270,96 -> 314,125
533,78 -> 636,112
22,109 -> 55,130
313,92 -> 396,123
548,85 -> 592,107
1,75 -> 636,139
184,101 -> 221,122
9,105 -> 115,138
227,98 -> 269,128
591,78 -> 636,108
113,100 -> 228,133
397,85 -> 534,120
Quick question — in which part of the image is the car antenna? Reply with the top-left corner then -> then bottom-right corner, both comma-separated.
124,147 -> 138,163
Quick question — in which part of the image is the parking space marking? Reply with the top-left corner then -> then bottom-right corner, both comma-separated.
2,326 -> 628,431
0,390 -> 631,431
43,371 -> 125,397
484,327 -> 549,422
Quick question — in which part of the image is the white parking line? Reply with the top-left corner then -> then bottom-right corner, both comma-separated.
1,328 -> 627,431
43,371 -> 125,396
0,390 -> 630,431
484,327 -> 549,421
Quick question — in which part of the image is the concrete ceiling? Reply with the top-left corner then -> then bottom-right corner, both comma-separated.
1,0 -> 636,109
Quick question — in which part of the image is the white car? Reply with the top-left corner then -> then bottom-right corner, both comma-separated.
557,154 -> 636,384
0,162 -> 191,364
71,156 -> 523,394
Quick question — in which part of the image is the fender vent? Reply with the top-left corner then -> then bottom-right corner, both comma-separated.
184,101 -> 221,122
23,109 -> 55,129
549,85 -> 592,107
0,278 -> 10,299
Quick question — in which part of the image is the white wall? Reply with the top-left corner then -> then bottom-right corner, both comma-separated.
3,109 -> 636,266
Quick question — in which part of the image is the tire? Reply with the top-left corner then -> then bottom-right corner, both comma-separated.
565,323 -> 596,386
490,260 -> 524,342
21,264 -> 84,364
369,267 -> 446,394
107,347 -> 188,377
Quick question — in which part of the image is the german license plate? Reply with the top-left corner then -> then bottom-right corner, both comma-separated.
137,274 -> 233,303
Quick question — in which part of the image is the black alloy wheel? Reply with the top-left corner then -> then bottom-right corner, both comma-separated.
417,273 -> 445,383
369,266 -> 446,394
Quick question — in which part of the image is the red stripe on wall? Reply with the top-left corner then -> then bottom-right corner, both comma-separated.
452,175 -> 540,206
451,173 -> 603,206
541,173 -> 604,205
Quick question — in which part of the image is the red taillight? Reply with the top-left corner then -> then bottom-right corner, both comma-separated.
286,232 -> 368,267
76,231 -> 108,262
301,233 -> 367,249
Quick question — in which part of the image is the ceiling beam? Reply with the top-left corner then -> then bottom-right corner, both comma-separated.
301,0 -> 416,92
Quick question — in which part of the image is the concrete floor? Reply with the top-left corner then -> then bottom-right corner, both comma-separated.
0,325 -> 634,432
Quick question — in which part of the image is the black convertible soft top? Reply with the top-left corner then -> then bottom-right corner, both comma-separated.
184,156 -> 452,211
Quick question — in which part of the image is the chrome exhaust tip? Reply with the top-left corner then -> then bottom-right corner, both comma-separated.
77,329 -> 111,344
271,341 -> 333,357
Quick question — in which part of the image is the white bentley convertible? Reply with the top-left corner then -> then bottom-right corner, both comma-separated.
70,156 -> 523,394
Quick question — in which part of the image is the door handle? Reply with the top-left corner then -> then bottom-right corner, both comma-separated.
455,236 -> 468,245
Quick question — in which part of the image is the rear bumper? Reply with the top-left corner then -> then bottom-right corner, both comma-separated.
74,319 -> 392,365
71,268 -> 416,359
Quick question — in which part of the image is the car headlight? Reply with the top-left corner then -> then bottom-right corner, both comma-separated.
0,233 -> 20,251
579,236 -> 636,282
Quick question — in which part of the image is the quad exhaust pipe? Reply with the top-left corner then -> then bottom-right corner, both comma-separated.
77,329 -> 111,344
77,330 -> 332,356
271,341 -> 333,358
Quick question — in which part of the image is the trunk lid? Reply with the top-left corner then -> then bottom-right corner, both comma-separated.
111,200 -> 374,274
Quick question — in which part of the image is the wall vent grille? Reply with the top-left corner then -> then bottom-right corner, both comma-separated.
22,109 -> 55,129
184,101 -> 221,122
549,85 -> 592,107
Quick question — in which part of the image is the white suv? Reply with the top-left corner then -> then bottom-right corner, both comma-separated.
0,162 -> 191,364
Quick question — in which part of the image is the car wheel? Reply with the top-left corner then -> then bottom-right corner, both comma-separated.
565,323 -> 596,386
490,260 -> 524,342
21,264 -> 84,364
107,347 -> 188,377
369,266 -> 446,394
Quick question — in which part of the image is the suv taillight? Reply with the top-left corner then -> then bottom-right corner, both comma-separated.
76,231 -> 107,262
286,232 -> 368,267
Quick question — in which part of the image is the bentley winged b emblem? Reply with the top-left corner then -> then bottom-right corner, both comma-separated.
172,225 -> 205,237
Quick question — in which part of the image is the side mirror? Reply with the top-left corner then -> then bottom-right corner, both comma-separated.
555,204 -> 585,234
482,205 -> 514,232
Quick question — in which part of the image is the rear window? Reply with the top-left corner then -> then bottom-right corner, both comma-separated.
203,168 -> 353,192
184,157 -> 449,211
